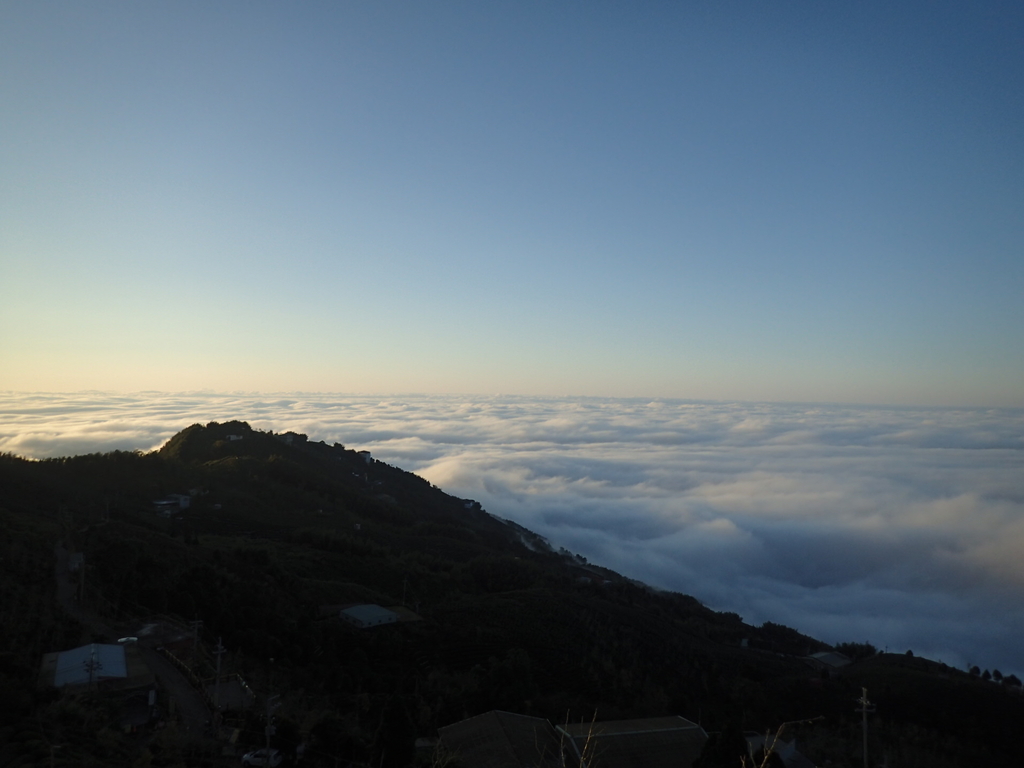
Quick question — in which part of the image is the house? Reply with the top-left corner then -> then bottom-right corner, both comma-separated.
438,710 -> 565,768
388,605 -> 422,623
557,716 -> 708,768
805,651 -> 851,677
339,604 -> 399,629
39,643 -> 153,690
153,493 -> 190,516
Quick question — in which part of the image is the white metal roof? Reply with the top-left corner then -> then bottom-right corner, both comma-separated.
54,643 -> 127,687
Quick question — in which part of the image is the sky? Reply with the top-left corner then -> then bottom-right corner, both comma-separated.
1,1 -> 1023,686
3,391 -> 1023,677
2,1 -> 1023,404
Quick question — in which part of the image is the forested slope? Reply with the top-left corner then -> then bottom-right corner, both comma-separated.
1,421 -> 1021,767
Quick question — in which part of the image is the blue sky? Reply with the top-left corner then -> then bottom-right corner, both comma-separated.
2,2 -> 1022,404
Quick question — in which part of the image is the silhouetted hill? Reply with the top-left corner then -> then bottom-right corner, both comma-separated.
1,422 -> 1022,767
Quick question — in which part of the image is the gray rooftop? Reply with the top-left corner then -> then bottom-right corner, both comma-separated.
558,716 -> 708,768
439,710 -> 564,768
53,643 -> 127,687
340,604 -> 399,626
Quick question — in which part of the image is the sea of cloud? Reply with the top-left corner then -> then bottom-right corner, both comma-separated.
3,391 -> 1022,675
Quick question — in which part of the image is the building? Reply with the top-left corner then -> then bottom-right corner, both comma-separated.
438,711 -> 708,768
339,604 -> 399,628
39,643 -> 153,690
745,734 -> 816,768
438,710 -> 564,768
557,716 -> 708,768
153,493 -> 191,516
805,651 -> 851,677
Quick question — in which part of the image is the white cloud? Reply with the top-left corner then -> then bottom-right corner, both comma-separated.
2,391 -> 1023,674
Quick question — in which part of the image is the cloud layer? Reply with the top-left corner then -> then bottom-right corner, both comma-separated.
3,391 -> 1022,675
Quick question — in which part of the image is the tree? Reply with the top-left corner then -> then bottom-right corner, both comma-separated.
370,696 -> 415,768
751,747 -> 787,768
309,715 -> 362,763
272,716 -> 301,759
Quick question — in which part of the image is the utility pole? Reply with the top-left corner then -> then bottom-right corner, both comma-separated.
856,687 -> 875,768
84,645 -> 102,690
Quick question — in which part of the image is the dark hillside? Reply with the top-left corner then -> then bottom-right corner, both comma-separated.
1,423 -> 1022,767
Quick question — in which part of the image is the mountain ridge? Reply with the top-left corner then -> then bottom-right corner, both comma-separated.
1,420 -> 1021,767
